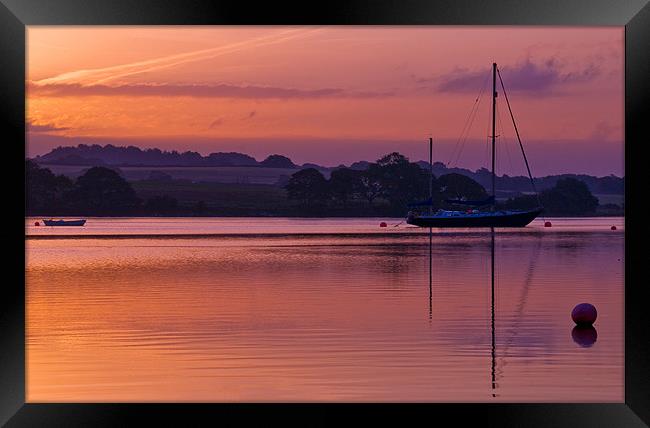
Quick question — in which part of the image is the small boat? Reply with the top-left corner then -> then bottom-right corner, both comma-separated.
407,62 -> 543,228
42,219 -> 86,226
407,207 -> 543,228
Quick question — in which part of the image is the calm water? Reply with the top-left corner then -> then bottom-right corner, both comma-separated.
26,217 -> 624,402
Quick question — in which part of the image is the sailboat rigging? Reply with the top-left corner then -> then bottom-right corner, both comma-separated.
406,63 -> 543,228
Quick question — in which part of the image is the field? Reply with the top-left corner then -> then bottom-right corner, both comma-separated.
43,164 -> 309,184
593,194 -> 624,206
131,180 -> 289,212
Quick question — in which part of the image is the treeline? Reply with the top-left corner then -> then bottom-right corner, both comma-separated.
27,160 -> 142,215
33,144 -> 624,198
283,153 -> 614,216
27,153 -> 620,217
285,152 -> 487,216
498,178 -> 604,216
26,160 -> 277,216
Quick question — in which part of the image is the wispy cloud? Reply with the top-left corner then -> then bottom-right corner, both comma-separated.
435,58 -> 600,94
28,82 -> 392,99
34,28 -> 322,87
27,120 -> 69,133
208,118 -> 224,129
590,121 -> 622,141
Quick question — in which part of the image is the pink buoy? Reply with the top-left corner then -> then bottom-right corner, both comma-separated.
544,221 -> 552,227
611,225 -> 617,231
379,222 -> 387,227
34,221 -> 40,226
571,303 -> 597,326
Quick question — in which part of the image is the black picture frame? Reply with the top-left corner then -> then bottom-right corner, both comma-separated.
2,0 -> 649,426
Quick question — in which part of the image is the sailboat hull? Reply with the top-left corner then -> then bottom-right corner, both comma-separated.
407,208 -> 543,228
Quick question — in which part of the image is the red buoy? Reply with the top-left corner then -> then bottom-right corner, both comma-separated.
544,221 -> 552,227
34,221 -> 40,226
379,222 -> 387,227
611,225 -> 617,231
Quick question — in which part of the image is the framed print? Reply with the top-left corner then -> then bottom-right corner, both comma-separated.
2,0 -> 649,426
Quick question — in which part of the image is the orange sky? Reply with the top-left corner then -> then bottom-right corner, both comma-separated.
26,26 -> 624,176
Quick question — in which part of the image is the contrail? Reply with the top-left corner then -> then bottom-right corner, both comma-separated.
35,27 -> 323,87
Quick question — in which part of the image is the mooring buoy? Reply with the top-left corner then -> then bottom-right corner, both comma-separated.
572,303 -> 597,326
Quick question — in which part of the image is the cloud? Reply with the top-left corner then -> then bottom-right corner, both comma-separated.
208,118 -> 224,129
34,28 -> 322,86
435,58 -> 600,94
590,121 -> 621,141
27,120 -> 69,133
28,82 -> 392,99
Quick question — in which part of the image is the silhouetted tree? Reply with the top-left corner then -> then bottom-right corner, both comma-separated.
329,168 -> 363,207
539,177 -> 598,215
68,167 -> 140,214
374,152 -> 430,212
359,165 -> 383,207
285,168 -> 329,206
499,177 -> 598,215
438,173 -> 488,202
26,160 -> 73,214
499,194 -> 539,211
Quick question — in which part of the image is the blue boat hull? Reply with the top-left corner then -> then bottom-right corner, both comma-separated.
42,219 -> 87,226
407,208 -> 542,228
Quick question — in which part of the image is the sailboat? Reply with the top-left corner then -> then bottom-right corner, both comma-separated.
406,63 -> 543,228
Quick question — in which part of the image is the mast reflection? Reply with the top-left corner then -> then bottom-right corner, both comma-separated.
491,227 -> 496,397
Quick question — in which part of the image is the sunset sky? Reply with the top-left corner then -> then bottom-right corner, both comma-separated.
26,26 -> 624,176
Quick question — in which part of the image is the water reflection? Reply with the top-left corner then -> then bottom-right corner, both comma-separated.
27,219 -> 624,402
426,227 -> 498,397
572,326 -> 598,347
491,228 -> 497,398
424,227 -> 563,398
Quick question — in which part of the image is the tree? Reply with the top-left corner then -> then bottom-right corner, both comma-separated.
374,152 -> 430,212
359,165 -> 383,206
437,173 -> 488,202
68,167 -> 140,214
499,194 -> 538,211
285,168 -> 329,207
329,168 -> 362,207
539,177 -> 598,215
26,160 -> 73,214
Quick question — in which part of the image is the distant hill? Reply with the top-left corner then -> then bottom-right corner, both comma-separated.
260,154 -> 297,168
205,152 -> 257,166
33,143 -> 623,195
36,144 -> 266,168
414,161 -> 624,196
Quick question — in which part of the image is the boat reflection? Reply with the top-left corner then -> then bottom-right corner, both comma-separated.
425,227 -> 545,398
490,228 -> 496,397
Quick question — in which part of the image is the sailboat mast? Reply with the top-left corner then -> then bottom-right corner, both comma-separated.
429,137 -> 433,215
491,62 -> 497,208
